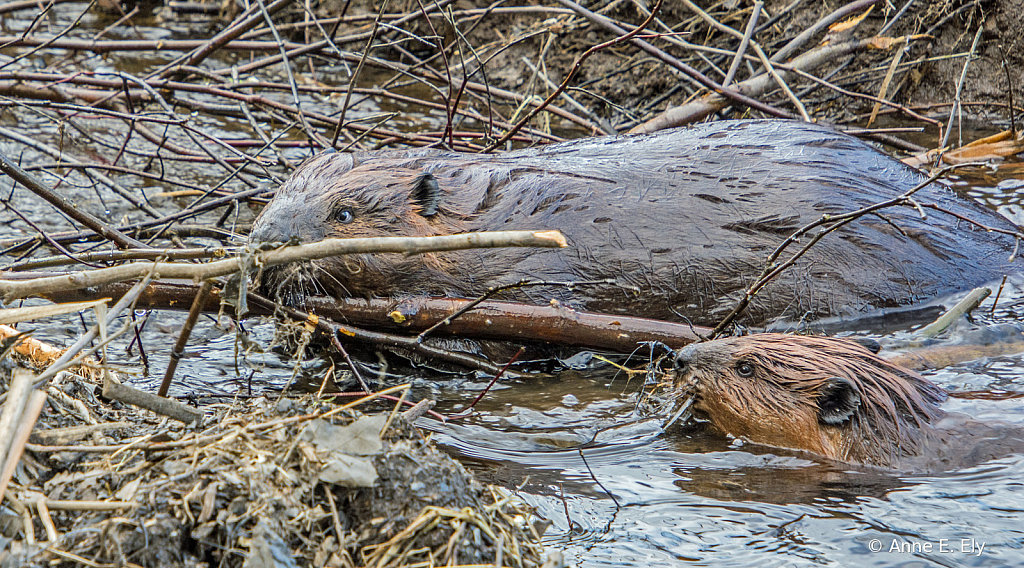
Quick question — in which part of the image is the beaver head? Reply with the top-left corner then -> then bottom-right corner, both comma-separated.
249,152 -> 477,303
673,334 -> 947,468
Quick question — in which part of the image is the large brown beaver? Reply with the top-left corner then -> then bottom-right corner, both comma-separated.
672,333 -> 1024,471
249,120 -> 1021,327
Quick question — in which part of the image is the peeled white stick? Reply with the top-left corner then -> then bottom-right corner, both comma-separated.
0,384 -> 47,506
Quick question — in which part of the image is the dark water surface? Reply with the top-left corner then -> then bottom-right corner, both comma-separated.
2,3 -> 1024,566
426,361 -> 1024,568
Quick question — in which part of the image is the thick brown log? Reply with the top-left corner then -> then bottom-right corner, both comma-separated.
31,280 -> 706,351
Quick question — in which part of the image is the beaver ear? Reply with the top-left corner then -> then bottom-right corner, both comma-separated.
410,173 -> 440,217
817,377 -> 861,425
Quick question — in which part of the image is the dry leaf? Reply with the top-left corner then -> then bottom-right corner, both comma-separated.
942,130 -> 1024,164
318,454 -> 378,487
114,477 -> 142,501
823,6 -> 874,45
303,415 -> 385,457
829,5 -> 873,34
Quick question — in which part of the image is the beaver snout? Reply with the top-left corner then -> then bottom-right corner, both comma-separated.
249,199 -> 330,245
249,216 -> 292,244
673,345 -> 696,374
672,342 -> 733,380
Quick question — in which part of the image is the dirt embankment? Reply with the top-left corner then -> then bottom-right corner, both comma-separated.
367,0 -> 1023,131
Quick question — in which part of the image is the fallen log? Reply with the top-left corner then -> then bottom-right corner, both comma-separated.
32,280 -> 707,351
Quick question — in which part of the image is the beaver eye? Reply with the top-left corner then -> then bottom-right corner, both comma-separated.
334,208 -> 354,224
736,361 -> 755,378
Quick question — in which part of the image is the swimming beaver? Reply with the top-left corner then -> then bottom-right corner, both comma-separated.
673,334 -> 1024,470
249,120 -> 1021,327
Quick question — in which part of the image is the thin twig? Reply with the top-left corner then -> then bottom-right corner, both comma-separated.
485,0 -> 665,150
0,151 -> 150,250
159,280 -> 216,397
938,25 -> 984,161
723,1 -> 763,88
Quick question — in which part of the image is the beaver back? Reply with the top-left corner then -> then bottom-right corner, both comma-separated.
250,120 -> 1022,327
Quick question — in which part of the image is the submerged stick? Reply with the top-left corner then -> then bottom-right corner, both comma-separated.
917,287 -> 992,338
159,279 -> 215,397
42,281 -> 709,350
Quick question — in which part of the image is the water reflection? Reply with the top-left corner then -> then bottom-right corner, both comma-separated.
435,400 -> 1024,566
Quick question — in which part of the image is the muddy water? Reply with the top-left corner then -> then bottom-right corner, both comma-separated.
3,3 -> 1024,566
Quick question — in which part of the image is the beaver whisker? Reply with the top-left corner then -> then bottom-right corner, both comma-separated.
256,251 -> 370,315
308,259 -> 352,298
261,262 -> 325,309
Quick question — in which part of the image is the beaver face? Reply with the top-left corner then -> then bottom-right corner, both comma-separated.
673,334 -> 947,467
249,153 -> 455,301
250,154 -> 445,244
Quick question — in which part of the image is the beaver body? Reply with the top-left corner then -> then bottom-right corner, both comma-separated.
673,334 -> 1024,470
249,120 -> 1021,327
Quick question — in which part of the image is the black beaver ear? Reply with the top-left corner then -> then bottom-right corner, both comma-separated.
411,173 -> 440,217
817,377 -> 861,425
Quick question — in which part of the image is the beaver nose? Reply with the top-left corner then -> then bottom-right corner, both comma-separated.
249,217 -> 283,243
674,345 -> 696,372
250,213 -> 302,244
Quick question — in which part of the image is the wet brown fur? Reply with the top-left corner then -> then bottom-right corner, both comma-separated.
674,334 -> 947,468
249,120 -> 1021,326
252,159 -> 474,302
